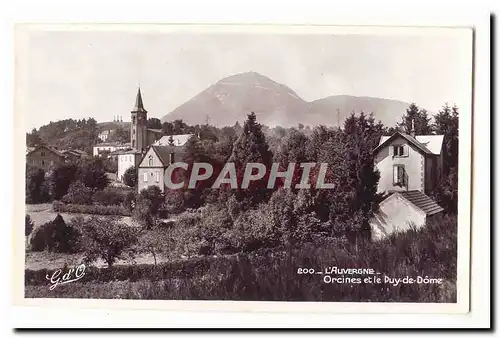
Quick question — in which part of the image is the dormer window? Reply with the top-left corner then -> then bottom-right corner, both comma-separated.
393,145 -> 407,157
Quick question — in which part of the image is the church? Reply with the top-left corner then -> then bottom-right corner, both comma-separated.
115,88 -> 191,184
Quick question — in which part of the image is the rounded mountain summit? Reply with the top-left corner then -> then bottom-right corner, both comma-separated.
161,72 -> 414,128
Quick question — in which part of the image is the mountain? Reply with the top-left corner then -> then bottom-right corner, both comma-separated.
161,72 -> 416,128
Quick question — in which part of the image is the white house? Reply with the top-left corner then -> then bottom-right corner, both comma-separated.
369,129 -> 445,240
92,142 -> 131,157
137,145 -> 185,193
116,149 -> 143,183
373,132 -> 444,194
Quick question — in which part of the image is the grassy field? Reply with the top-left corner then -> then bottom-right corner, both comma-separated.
25,203 -> 140,270
25,203 -> 135,229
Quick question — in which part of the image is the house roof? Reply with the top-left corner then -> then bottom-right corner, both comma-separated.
398,190 -> 444,216
413,135 -> 445,154
152,145 -> 185,165
112,149 -> 140,155
62,149 -> 88,156
94,142 -> 130,147
26,145 -> 65,158
154,134 -> 193,147
375,132 -> 444,156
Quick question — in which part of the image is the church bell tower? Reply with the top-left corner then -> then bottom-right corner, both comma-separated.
130,87 -> 148,152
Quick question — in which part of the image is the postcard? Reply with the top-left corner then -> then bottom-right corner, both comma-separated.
13,23 -> 475,320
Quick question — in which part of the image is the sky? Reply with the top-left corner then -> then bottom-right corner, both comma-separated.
16,26 -> 473,131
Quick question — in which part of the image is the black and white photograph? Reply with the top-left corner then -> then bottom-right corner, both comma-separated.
16,24 -> 473,309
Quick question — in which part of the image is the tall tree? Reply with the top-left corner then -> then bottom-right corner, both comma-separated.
275,129 -> 312,189
433,103 -> 459,173
26,165 -> 48,203
315,113 -> 383,241
431,103 -> 459,213
162,122 -> 174,135
228,112 -> 273,207
76,157 -> 109,191
398,103 -> 432,135
49,164 -> 79,200
147,118 -> 162,130
26,128 -> 43,147
306,125 -> 333,162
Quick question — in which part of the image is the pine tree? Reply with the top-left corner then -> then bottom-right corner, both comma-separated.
26,165 -> 47,203
431,103 -> 459,213
433,103 -> 459,172
398,103 -> 432,135
228,112 -> 273,207
315,112 -> 383,240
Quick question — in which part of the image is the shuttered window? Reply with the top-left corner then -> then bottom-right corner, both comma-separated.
393,145 -> 406,157
143,172 -> 148,182
393,165 -> 405,186
155,172 -> 160,183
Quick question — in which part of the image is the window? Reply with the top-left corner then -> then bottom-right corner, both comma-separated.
155,172 -> 160,183
143,172 -> 148,182
170,153 -> 175,164
393,165 -> 406,186
392,145 -> 406,157
132,140 -> 135,148
148,156 -> 153,166
40,151 -> 45,156
41,160 -> 45,166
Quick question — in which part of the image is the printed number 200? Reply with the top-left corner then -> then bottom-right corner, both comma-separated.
297,268 -> 315,274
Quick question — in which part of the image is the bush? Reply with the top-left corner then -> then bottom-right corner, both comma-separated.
79,216 -> 139,267
28,214 -> 81,253
62,180 -> 93,205
123,166 -> 137,188
168,189 -> 325,257
133,186 -> 165,228
164,189 -> 185,214
123,191 -> 136,212
135,227 -> 172,265
53,201 -> 131,216
25,214 -> 34,237
92,187 -> 130,206
26,165 -> 50,204
29,221 -> 55,251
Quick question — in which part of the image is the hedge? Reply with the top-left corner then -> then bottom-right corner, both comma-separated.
53,201 -> 131,216
24,255 -> 223,285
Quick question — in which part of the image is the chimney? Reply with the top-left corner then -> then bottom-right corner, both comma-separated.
410,118 -> 416,137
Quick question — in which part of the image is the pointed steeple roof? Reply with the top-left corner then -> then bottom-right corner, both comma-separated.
132,87 -> 147,113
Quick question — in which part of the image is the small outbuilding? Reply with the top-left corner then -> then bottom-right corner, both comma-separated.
370,190 -> 444,241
